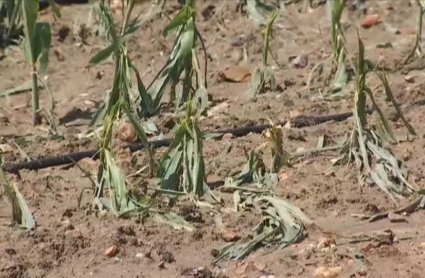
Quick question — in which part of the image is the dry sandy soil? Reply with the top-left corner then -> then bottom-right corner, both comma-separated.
2,0 -> 425,277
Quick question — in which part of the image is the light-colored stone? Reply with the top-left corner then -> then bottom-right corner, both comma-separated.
105,246 -> 119,257
388,212 -> 406,223
0,144 -> 13,153
315,266 -> 342,278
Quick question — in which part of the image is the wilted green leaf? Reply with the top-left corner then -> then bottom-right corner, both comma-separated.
0,155 -> 35,230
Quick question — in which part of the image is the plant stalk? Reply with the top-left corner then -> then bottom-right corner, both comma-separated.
31,67 -> 41,125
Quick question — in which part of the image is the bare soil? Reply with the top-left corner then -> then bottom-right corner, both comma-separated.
1,1 -> 425,277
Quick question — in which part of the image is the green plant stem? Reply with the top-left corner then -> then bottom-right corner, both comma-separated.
262,36 -> 269,66
121,0 -> 134,36
30,68 -> 41,125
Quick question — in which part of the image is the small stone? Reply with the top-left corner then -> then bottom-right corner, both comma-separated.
315,266 -> 342,278
222,133 -> 235,140
347,259 -> 355,266
360,14 -> 380,29
289,109 -> 302,119
317,237 -> 334,249
325,267 -> 343,278
61,219 -> 71,226
388,212 -> 406,223
207,102 -> 229,117
0,113 -> 10,123
83,100 -> 98,109
229,35 -> 245,47
54,49 -> 65,61
117,122 -> 137,143
77,157 -> 98,172
230,49 -> 243,62
235,262 -> 249,275
292,54 -> 308,68
135,253 -> 144,259
360,242 -> 380,252
404,75 -> 415,83
65,229 -> 83,239
105,246 -> 119,257
0,144 -> 13,153
158,261 -> 165,269
218,65 -> 251,83
217,227 -> 240,242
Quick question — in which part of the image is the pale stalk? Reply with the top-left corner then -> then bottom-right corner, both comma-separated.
30,68 -> 40,125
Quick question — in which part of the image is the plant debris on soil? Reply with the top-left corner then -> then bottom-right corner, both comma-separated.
2,1 -> 425,278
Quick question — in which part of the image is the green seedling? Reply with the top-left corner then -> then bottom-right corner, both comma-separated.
0,153 -> 35,230
335,31 -> 417,202
147,0 -> 209,113
249,8 -> 280,97
403,0 -> 425,64
20,1 -> 59,125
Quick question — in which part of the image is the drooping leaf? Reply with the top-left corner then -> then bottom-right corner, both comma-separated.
0,155 -> 35,230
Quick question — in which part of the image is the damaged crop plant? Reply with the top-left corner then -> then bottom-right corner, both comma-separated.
85,0 -> 208,228
80,0 -> 314,263
2,0 -> 425,268
307,0 -> 351,101
335,32 -> 417,202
